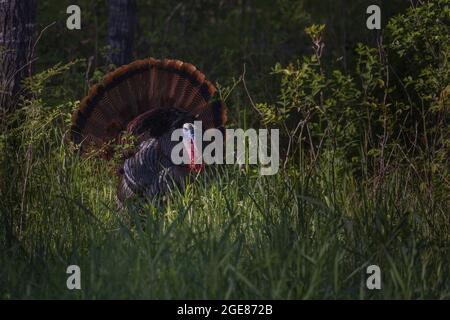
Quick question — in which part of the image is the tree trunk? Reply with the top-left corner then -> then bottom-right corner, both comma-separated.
108,0 -> 136,66
0,0 -> 37,112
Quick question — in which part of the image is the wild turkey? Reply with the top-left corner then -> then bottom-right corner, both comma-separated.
71,58 -> 227,205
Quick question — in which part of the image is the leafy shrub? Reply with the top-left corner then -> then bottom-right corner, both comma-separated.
257,1 -> 449,186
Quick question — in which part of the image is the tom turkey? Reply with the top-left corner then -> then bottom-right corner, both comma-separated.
71,58 -> 227,205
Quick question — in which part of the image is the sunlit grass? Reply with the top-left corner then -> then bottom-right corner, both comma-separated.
0,113 -> 448,299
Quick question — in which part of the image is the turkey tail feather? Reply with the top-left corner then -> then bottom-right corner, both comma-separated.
197,100 -> 228,130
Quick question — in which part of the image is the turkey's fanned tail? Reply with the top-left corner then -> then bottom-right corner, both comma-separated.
71,58 -> 225,158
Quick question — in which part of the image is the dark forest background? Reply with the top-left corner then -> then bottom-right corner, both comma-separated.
33,0 -> 409,113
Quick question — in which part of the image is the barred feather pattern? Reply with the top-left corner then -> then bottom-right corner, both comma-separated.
117,132 -> 189,204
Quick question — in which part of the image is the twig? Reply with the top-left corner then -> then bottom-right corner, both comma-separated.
242,63 -> 263,117
30,21 -> 56,72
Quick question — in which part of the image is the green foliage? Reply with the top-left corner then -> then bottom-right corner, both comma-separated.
257,1 -> 449,183
386,0 -> 449,141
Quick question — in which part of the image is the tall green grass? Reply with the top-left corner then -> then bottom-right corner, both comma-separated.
0,92 -> 448,299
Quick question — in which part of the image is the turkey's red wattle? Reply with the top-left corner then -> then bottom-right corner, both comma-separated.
189,139 -> 204,172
